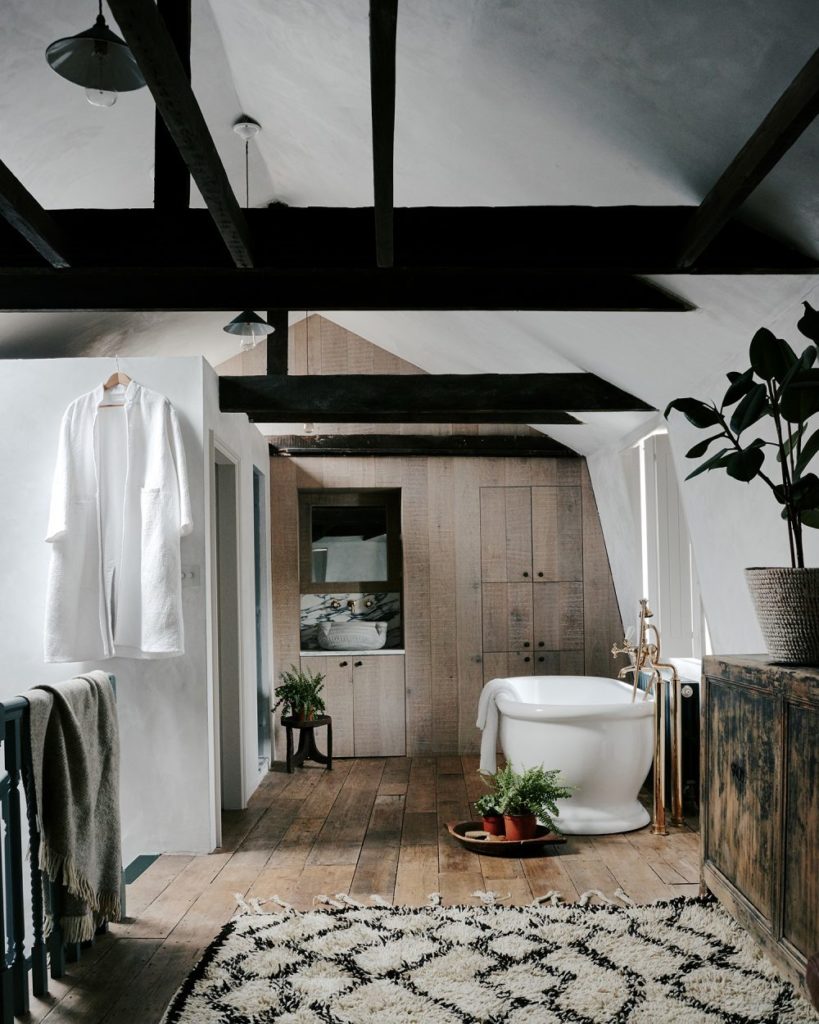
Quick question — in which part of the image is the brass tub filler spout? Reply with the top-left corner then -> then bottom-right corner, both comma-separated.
611,599 -> 684,835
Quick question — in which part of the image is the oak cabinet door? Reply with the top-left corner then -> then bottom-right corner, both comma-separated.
532,581 -> 584,651
481,582 -> 533,653
531,486 -> 582,582
352,655 -> 406,757
480,487 -> 533,582
705,678 -> 778,922
301,656 -> 354,757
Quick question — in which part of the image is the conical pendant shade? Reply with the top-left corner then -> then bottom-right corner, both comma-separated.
222,311 -> 275,338
46,14 -> 146,92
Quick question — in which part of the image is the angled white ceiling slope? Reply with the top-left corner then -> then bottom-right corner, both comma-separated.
0,2 -> 818,455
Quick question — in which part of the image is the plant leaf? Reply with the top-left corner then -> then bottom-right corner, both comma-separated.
686,434 -> 723,459
780,369 -> 819,423
726,447 -> 765,482
685,449 -> 731,480
722,368 -> 754,407
794,427 -> 819,477
797,301 -> 819,343
664,397 -> 721,428
800,509 -> 819,529
729,383 -> 768,435
749,328 -> 796,381
777,424 -> 806,463
790,472 -> 819,510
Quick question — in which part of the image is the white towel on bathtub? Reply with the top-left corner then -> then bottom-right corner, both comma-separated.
476,679 -> 519,774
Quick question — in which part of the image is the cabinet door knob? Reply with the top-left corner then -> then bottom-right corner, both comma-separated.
523,642 -> 530,648
538,656 -> 545,663
538,641 -> 545,648
339,660 -> 348,667
522,571 -> 529,578
537,571 -> 544,578
354,660 -> 363,667
523,656 -> 531,663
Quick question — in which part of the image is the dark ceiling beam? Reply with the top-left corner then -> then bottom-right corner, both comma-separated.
219,373 -> 654,423
369,0 -> 398,268
106,0 -> 253,268
678,47 -> 819,268
266,309 -> 289,374
269,433 -> 578,457
0,208 -> 810,274
153,0 -> 191,210
0,160 -> 69,268
0,267 -> 690,312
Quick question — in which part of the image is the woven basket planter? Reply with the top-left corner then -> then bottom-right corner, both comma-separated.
745,567 -> 819,665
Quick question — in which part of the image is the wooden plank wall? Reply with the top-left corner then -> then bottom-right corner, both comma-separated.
220,316 -> 625,757
269,454 -> 624,756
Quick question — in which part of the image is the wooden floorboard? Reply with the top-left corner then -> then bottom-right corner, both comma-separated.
37,756 -> 700,1022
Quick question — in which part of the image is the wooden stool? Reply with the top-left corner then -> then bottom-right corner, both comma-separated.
281,715 -> 333,773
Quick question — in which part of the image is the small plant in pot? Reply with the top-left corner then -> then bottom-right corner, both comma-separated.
273,665 -> 326,721
473,792 -> 504,836
489,764 -> 572,841
666,303 -> 819,664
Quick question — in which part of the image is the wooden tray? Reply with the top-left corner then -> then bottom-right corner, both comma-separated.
446,820 -> 566,856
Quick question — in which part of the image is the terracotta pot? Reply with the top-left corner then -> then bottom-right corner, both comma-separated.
503,813 -> 538,841
745,567 -> 819,664
481,814 -> 505,836
294,708 -> 314,722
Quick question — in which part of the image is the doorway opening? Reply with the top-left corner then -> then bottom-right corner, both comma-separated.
214,446 -> 244,813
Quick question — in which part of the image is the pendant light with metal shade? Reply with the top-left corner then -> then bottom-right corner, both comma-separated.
45,0 -> 146,108
222,116 -> 275,351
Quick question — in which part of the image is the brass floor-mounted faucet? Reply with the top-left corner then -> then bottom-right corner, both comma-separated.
612,599 -> 684,835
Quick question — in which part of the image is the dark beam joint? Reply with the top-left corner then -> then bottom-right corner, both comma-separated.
0,161 -> 69,268
369,0 -> 398,268
268,433 -> 579,458
106,0 -> 253,267
266,310 -> 289,374
219,372 -> 654,423
153,0 -> 191,210
678,47 -> 819,268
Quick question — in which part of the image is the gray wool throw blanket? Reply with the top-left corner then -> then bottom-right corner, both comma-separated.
26,671 -> 122,943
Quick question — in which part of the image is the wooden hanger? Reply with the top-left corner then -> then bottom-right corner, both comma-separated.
99,358 -> 133,407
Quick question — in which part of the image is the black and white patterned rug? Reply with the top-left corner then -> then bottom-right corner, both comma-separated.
162,896 -> 817,1023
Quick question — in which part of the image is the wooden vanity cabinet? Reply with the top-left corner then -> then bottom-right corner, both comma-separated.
702,656 -> 819,999
300,654 -> 406,758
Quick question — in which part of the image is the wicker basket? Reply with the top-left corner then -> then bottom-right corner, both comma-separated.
745,567 -> 819,665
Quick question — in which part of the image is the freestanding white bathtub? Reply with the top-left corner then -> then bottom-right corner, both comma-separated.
487,675 -> 654,835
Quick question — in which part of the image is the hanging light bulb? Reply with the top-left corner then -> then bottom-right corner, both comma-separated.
45,2 -> 146,108
223,117 -> 276,347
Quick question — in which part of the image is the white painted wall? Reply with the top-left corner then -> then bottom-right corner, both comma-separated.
0,356 -> 269,865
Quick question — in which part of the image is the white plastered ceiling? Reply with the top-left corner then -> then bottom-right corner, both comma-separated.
1,1 -> 819,455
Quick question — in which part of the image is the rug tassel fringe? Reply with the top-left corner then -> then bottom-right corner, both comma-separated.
427,892 -> 442,906
578,889 -> 613,906
614,887 -> 634,905
472,890 -> 510,905
531,890 -> 563,906
370,894 -> 392,907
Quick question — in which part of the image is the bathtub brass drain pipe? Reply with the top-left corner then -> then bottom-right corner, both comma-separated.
612,599 -> 684,835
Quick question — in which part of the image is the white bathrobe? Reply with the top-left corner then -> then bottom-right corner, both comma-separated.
44,382 -> 192,662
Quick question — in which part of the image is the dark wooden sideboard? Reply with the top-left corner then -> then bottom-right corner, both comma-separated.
701,655 -> 819,1001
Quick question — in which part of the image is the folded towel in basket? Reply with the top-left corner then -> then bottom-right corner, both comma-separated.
26,670 -> 121,943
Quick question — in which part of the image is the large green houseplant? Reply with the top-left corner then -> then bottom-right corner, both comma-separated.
665,302 -> 819,663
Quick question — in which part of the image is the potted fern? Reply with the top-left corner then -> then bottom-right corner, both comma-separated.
473,792 -> 504,836
485,764 -> 572,841
666,302 -> 819,664
273,664 -> 326,721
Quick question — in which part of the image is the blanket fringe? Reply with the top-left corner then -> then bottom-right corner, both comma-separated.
40,840 -> 120,926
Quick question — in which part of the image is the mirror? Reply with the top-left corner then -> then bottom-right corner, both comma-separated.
299,489 -> 402,592
310,505 -> 388,583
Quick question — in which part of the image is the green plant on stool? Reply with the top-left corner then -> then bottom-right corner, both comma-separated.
473,792 -> 504,836
490,764 -> 573,841
273,665 -> 326,721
